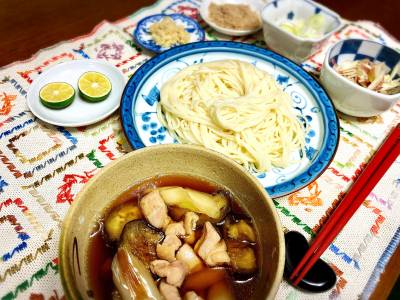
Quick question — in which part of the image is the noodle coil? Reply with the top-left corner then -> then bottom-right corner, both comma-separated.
157,60 -> 305,172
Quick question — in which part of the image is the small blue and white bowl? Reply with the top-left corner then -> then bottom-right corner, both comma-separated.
320,39 -> 400,117
261,0 -> 342,63
134,14 -> 205,53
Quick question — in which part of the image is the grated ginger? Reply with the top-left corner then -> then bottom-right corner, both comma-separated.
149,17 -> 190,48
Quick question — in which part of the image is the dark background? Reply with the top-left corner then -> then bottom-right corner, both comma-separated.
0,0 -> 399,298
0,0 -> 399,67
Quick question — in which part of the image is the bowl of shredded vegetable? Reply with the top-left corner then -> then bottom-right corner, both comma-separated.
320,39 -> 400,117
261,0 -> 342,63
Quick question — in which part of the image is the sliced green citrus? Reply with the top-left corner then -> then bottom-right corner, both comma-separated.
78,71 -> 112,102
39,82 -> 75,109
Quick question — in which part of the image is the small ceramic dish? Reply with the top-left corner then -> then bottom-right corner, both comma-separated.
134,13 -> 205,53
320,39 -> 400,117
200,0 -> 264,36
59,144 -> 285,299
27,59 -> 125,127
261,0 -> 342,63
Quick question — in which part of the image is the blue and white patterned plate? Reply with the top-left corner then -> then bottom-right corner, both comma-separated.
120,41 -> 339,198
133,13 -> 205,53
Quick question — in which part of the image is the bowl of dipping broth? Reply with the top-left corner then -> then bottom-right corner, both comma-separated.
261,0 -> 342,64
200,0 -> 264,36
59,144 -> 285,300
320,39 -> 400,117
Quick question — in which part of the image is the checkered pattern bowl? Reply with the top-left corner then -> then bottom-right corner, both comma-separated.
321,39 -> 400,117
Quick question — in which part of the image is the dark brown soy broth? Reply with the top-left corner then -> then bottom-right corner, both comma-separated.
87,174 -> 259,299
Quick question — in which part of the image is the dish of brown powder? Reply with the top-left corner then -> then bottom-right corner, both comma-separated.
208,3 -> 261,31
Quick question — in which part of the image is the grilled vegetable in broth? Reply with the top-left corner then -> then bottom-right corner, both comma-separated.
105,203 -> 142,240
112,246 -> 163,299
120,220 -> 164,268
159,187 -> 229,220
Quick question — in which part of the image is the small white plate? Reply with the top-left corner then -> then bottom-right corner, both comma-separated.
200,0 -> 264,36
27,59 -> 125,127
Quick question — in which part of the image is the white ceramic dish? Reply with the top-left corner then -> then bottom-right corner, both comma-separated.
320,39 -> 400,117
27,59 -> 125,127
261,0 -> 343,64
200,0 -> 264,36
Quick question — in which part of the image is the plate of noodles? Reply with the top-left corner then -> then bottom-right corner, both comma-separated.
120,41 -> 339,198
134,13 -> 205,53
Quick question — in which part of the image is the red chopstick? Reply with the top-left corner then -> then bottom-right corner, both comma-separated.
291,122 -> 400,282
290,123 -> 400,285
290,123 -> 400,281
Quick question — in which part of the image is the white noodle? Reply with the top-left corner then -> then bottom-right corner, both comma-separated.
157,60 -> 305,172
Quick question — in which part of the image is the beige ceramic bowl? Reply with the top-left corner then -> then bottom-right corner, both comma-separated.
59,144 -> 285,299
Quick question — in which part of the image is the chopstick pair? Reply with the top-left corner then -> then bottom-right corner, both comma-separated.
290,123 -> 400,286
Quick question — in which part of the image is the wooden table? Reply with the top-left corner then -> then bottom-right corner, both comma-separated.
0,0 -> 399,67
0,0 -> 398,298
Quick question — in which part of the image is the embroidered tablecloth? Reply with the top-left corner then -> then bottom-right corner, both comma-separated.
0,0 -> 399,299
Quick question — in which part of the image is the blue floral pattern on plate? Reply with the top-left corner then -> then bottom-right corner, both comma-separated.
133,13 -> 205,53
120,41 -> 339,198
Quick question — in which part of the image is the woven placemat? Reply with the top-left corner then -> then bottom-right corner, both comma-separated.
0,0 -> 399,299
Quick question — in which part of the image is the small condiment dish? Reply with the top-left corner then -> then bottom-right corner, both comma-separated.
261,0 -> 342,63
200,0 -> 264,36
320,39 -> 400,117
134,13 -> 205,53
